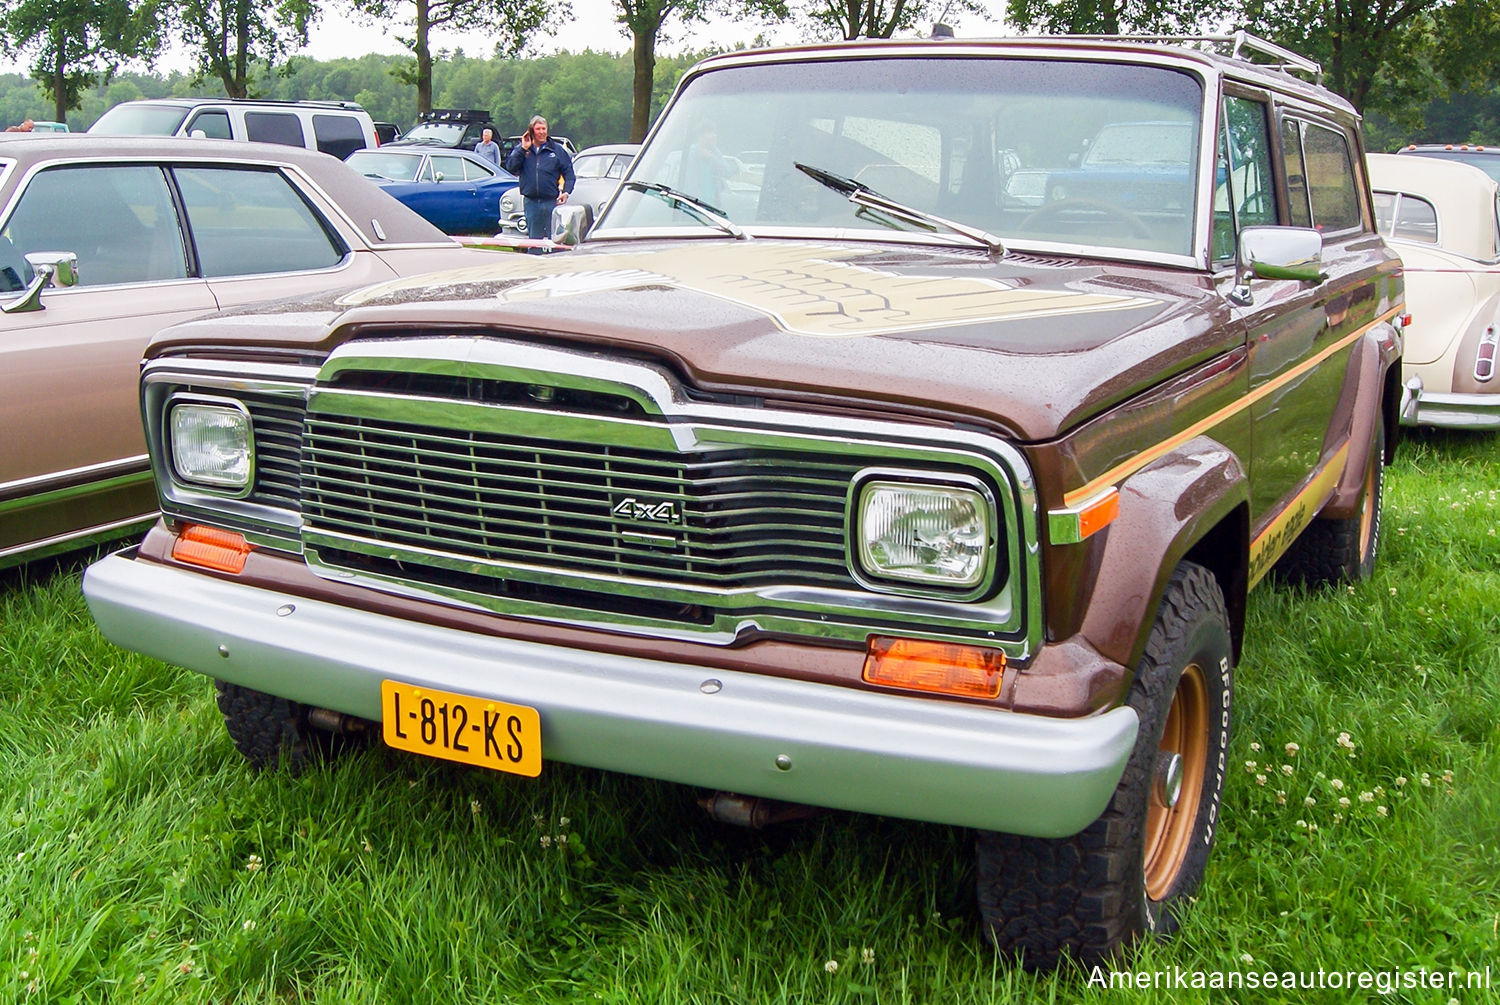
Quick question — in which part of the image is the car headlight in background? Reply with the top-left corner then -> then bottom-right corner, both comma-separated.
169,398 -> 253,491
855,477 -> 992,590
501,190 -> 518,215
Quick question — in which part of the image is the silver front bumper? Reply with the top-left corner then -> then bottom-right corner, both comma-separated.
83,552 -> 1137,837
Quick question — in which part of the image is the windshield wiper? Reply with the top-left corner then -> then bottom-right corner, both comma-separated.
794,162 -> 1004,255
621,180 -> 747,239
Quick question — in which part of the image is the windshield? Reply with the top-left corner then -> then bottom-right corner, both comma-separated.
347,150 -> 422,181
88,103 -> 190,136
402,122 -> 467,144
596,57 -> 1204,257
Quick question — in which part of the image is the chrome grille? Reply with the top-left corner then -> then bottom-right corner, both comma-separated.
244,396 -> 305,509
301,415 -> 861,588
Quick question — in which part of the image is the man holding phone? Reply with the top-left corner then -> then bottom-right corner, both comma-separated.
503,115 -> 576,248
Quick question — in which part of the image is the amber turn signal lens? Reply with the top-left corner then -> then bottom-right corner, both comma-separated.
172,524 -> 252,574
862,636 -> 1006,699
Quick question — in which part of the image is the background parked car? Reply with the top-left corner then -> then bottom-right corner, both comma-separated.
1394,142 -> 1500,184
390,108 -> 491,149
1370,152 -> 1500,428
373,121 -> 402,144
346,146 -> 518,234
89,98 -> 378,159
0,135 -> 490,570
499,142 -> 637,234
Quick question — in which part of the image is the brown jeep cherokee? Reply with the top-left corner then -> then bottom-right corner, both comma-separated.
85,34 -> 1404,968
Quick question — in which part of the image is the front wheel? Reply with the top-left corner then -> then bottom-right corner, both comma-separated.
215,681 -> 357,772
976,562 -> 1233,969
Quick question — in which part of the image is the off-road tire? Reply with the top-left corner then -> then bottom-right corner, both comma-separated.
976,562 -> 1233,970
214,681 -> 350,772
1275,419 -> 1385,587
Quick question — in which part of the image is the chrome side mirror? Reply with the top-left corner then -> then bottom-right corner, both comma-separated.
2,251 -> 79,314
1230,226 -> 1325,306
551,203 -> 594,247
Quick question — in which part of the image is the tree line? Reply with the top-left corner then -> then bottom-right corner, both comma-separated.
1,0 -> 1498,145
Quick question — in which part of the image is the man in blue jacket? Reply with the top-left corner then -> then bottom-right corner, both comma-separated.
503,115 -> 575,247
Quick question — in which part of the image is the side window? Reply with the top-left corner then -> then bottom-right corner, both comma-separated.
244,112 -> 306,148
186,110 -> 232,139
1391,194 -> 1438,243
1280,119 -> 1312,227
430,155 -> 468,182
417,158 -> 436,183
606,155 -> 629,179
1303,123 -> 1363,233
312,114 -> 366,160
463,158 -> 495,181
1212,96 -> 1273,262
174,166 -> 344,277
1,164 -> 187,286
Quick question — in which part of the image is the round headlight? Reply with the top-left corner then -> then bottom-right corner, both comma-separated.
169,400 -> 253,491
856,479 -> 991,589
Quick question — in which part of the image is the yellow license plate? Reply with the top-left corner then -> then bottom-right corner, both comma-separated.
381,680 -> 541,777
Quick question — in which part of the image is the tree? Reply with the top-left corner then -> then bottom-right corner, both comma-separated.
1,0 -> 157,122
807,0 -> 979,40
169,0 -> 316,97
349,0 -> 556,114
615,0 -> 785,142
1005,0 -> 1219,36
1242,0 -> 1500,119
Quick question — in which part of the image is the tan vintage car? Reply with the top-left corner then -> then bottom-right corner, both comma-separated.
1368,152 -> 1500,427
85,35 -> 1403,969
0,136 -> 489,570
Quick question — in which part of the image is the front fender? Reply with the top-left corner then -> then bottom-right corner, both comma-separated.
1076,437 -> 1249,676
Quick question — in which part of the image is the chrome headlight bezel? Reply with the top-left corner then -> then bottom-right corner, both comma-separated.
847,468 -> 999,600
166,393 -> 255,497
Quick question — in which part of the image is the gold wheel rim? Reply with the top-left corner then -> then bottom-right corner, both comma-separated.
1144,663 -> 1209,902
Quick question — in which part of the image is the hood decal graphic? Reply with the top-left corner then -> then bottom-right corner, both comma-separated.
340,243 -> 1161,338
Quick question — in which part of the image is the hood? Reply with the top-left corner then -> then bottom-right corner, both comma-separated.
150,239 -> 1236,441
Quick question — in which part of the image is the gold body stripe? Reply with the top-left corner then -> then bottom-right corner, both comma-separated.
1060,304 -> 1402,508
1246,441 -> 1351,587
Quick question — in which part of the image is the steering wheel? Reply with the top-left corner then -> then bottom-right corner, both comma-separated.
1019,198 -> 1153,240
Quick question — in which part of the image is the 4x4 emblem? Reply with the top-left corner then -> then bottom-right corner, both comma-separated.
611,497 -> 681,524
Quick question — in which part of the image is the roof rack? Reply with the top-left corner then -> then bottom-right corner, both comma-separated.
1063,31 -> 1322,80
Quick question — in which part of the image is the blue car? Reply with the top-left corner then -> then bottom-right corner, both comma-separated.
346,147 -> 516,234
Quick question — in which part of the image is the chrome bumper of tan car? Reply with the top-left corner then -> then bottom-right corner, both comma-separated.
1401,377 -> 1500,429
83,551 -> 1137,838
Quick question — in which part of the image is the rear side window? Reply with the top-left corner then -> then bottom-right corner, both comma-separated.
174,166 -> 344,277
1,164 -> 188,286
1373,191 -> 1437,243
186,110 -> 232,139
245,112 -> 306,148
430,155 -> 469,182
313,114 -> 366,159
1302,123 -> 1363,233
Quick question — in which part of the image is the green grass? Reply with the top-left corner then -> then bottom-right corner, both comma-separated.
2,428 -> 1498,1003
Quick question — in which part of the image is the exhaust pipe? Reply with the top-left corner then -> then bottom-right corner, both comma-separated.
699,791 -> 825,829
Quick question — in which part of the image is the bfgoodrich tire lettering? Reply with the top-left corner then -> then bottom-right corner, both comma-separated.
975,562 -> 1233,970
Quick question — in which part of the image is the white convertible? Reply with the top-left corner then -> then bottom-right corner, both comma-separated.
1369,152 -> 1500,428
